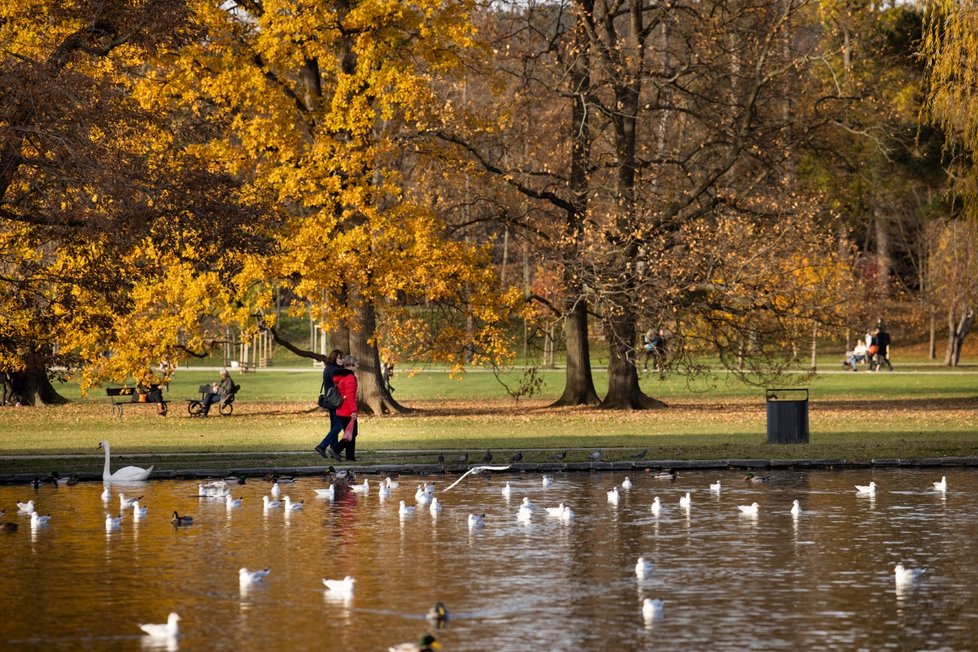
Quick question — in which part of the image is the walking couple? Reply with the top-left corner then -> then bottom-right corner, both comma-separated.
314,350 -> 359,462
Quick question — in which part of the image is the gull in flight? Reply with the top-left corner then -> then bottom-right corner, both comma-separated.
443,465 -> 512,492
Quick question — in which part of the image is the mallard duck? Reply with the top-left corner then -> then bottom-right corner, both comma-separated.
0,522 -> 19,532
653,470 -> 677,481
171,511 -> 193,526
426,602 -> 448,624
738,502 -> 760,516
744,473 -> 771,483
137,612 -> 180,639
389,634 -> 440,652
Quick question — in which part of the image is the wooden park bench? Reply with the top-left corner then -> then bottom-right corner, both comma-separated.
106,386 -> 168,417
187,383 -> 240,417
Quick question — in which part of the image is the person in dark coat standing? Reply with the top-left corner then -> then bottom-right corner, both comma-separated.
314,350 -> 352,460
333,355 -> 360,462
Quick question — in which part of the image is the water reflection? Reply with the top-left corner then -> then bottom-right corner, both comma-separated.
3,469 -> 978,650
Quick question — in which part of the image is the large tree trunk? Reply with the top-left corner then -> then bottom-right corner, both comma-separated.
552,7 -> 599,407
345,301 -> 405,415
601,307 -> 665,409
553,298 -> 599,406
9,351 -> 68,406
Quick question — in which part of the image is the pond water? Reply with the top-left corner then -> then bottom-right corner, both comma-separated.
2,467 -> 977,651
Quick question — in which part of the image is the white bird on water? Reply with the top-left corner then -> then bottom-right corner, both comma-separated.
100,486 -> 111,502
119,493 -> 142,509
378,483 -> 392,499
31,512 -> 51,527
137,612 -> 180,639
855,481 -> 876,495
351,479 -> 370,495
132,500 -> 148,519
621,476 -> 633,491
545,503 -> 566,518
105,514 -> 124,530
468,513 -> 485,528
738,502 -> 760,516
635,557 -> 654,579
517,504 -> 532,522
710,480 -> 722,493
270,481 -> 281,498
323,576 -> 355,597
679,492 -> 692,509
933,476 -> 948,493
642,598 -> 664,621
790,500 -> 802,516
607,487 -> 620,505
542,475 -> 554,488
262,495 -> 281,509
98,440 -> 153,483
385,477 -> 399,489
559,506 -> 575,522
314,485 -> 336,500
501,482 -> 513,498
239,568 -> 271,586
429,497 -> 442,515
894,563 -> 924,587
521,496 -> 535,511
283,496 -> 304,511
226,495 -> 243,509
399,500 -> 415,516
16,500 -> 35,514
650,496 -> 662,515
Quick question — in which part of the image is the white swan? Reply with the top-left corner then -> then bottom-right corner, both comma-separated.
98,440 -> 152,483
138,612 -> 180,639
635,557 -> 654,578
933,476 -> 947,493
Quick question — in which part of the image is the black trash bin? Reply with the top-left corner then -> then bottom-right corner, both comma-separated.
765,388 -> 809,444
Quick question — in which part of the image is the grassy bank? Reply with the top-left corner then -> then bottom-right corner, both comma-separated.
0,361 -> 975,475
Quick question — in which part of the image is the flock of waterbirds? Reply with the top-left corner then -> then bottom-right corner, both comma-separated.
0,439 -> 954,649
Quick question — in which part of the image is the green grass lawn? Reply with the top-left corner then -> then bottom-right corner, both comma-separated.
0,358 -> 975,475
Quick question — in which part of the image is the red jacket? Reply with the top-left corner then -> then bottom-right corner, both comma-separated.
333,372 -> 358,417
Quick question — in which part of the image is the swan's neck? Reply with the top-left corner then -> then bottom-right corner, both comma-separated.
102,443 -> 111,480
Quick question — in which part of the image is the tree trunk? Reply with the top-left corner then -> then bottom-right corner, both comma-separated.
601,308 -> 665,409
945,305 -> 974,367
9,351 -> 68,406
874,205 -> 891,300
346,301 -> 406,415
552,298 -> 599,406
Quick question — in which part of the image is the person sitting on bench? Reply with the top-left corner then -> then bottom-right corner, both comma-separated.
201,369 -> 235,416
135,376 -> 166,415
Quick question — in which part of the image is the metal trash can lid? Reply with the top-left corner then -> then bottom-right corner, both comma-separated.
765,388 -> 808,401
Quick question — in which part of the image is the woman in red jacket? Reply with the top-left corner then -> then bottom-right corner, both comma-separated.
333,355 -> 359,461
